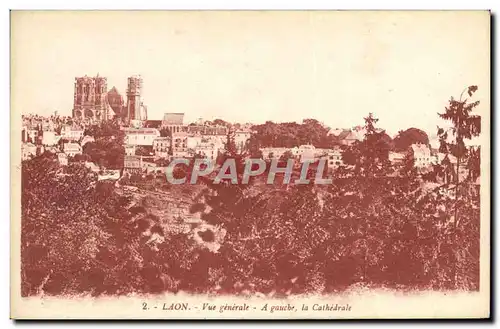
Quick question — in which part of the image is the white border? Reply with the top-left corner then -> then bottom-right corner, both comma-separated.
3,1 -> 498,328
2,0 -> 498,10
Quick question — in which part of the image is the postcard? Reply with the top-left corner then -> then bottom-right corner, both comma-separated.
10,10 -> 490,319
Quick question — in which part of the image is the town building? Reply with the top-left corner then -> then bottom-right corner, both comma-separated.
235,129 -> 252,152
41,131 -> 60,146
389,152 -> 406,166
438,184 -> 456,200
21,143 -> 37,161
61,125 -> 84,141
172,132 -> 189,157
187,135 -> 203,149
290,145 -> 308,157
22,114 -> 70,135
129,119 -> 145,129
314,148 -> 331,158
201,133 -> 227,150
153,137 -> 171,158
123,155 -> 157,173
25,129 -> 40,144
342,127 -> 365,146
37,145 -> 45,157
194,142 -> 220,163
409,144 -> 432,168
199,125 -> 228,136
57,153 -> 68,166
123,127 -> 161,146
123,155 -> 142,173
299,145 -> 316,163
39,119 -> 55,132
63,142 -> 82,157
146,166 -> 167,175
124,145 -> 136,156
328,128 -> 353,146
98,170 -> 121,181
161,113 -> 186,134
44,146 -> 60,154
144,120 -> 163,129
326,148 -> 343,169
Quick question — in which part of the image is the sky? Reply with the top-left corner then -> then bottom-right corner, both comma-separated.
11,11 -> 490,137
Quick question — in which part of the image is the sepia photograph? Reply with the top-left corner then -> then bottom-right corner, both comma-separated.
10,10 -> 491,319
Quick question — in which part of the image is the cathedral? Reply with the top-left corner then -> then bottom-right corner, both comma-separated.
72,74 -> 147,123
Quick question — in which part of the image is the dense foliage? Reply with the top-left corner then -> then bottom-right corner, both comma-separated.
393,128 -> 430,152
249,119 -> 335,149
82,120 -> 125,170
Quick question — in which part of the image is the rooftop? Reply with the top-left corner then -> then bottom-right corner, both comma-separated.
123,127 -> 160,135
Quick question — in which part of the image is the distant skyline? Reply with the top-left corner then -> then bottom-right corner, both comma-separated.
11,11 -> 490,137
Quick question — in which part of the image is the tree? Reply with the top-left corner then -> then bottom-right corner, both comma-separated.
393,128 -> 429,152
437,85 -> 481,288
82,120 -> 125,170
135,146 -> 153,156
249,119 -> 334,149
155,158 -> 170,167
246,135 -> 263,159
73,153 -> 90,162
400,152 -> 418,179
213,119 -> 231,128
466,146 -> 480,182
22,157 -> 117,295
224,129 -> 238,156
343,113 -> 392,177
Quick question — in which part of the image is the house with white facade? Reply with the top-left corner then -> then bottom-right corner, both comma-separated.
409,144 -> 432,168
61,125 -> 84,141
98,170 -> 121,181
22,143 -> 37,161
57,152 -> 68,166
187,135 -> 203,149
153,137 -> 171,158
194,142 -> 220,163
123,127 -> 161,146
41,131 -> 61,146
235,129 -> 252,152
172,132 -> 189,158
124,145 -> 136,156
325,148 -> 343,169
389,151 -> 406,166
63,142 -> 82,157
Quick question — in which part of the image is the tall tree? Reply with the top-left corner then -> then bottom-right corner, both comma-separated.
344,113 -> 392,177
437,85 -> 481,288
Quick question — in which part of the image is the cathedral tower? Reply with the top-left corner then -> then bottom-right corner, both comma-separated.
126,75 -> 144,122
72,74 -> 109,122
